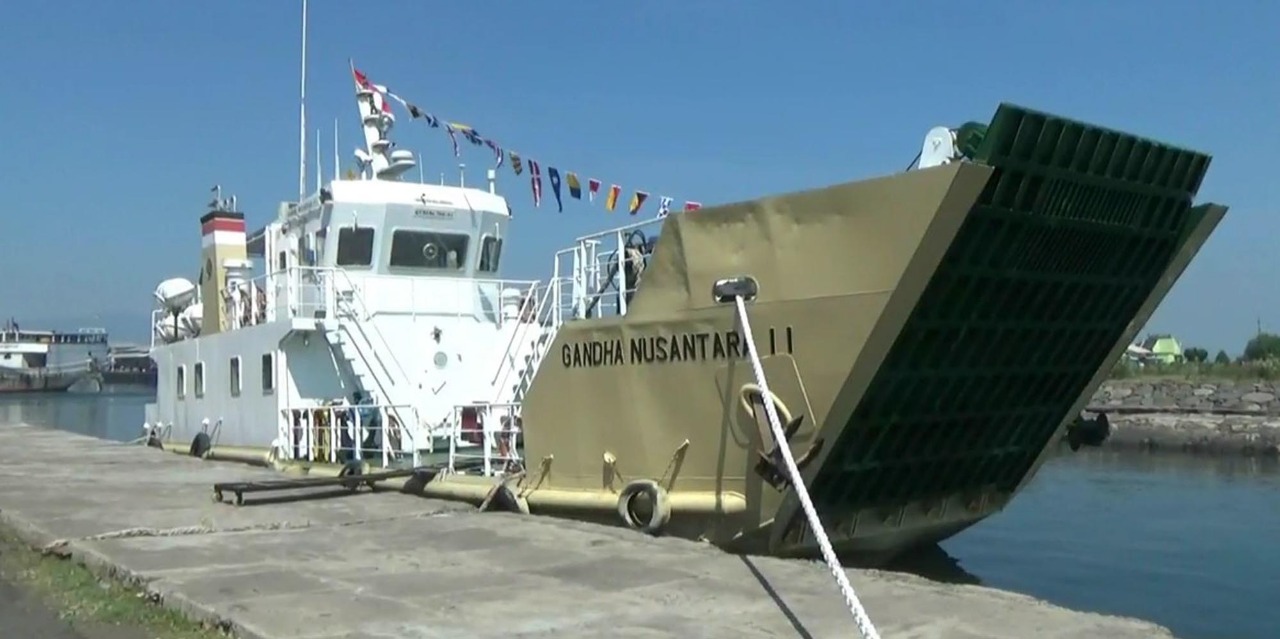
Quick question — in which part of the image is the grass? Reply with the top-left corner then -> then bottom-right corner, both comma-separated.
1108,360 -> 1280,382
0,527 -> 227,639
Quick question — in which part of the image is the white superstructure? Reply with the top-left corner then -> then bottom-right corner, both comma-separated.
145,70 -> 572,467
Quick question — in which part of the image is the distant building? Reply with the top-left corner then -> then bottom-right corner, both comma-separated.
1139,334 -> 1184,365
1124,343 -> 1153,363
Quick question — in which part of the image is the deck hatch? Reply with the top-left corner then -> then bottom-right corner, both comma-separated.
809,104 -> 1212,511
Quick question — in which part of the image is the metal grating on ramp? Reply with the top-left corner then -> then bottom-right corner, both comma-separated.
809,104 -> 1212,511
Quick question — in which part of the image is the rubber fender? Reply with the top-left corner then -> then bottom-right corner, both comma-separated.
338,460 -> 364,491
616,479 -> 672,535
479,484 -> 531,515
189,432 -> 211,458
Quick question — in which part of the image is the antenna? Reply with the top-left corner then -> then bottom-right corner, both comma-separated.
297,0 -> 308,200
315,127 -> 322,192
418,154 -> 425,183
332,118 -> 339,183
458,163 -> 466,188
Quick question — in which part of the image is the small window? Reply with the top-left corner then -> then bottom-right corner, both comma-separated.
477,236 -> 503,273
336,227 -> 375,267
194,361 -> 205,398
261,353 -> 275,394
229,356 -> 242,397
389,230 -> 469,271
176,365 -> 186,399
276,251 -> 287,271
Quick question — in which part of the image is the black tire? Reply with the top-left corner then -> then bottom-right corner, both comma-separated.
189,432 -> 212,458
338,460 -> 364,491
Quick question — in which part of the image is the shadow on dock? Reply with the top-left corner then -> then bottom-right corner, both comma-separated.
876,544 -> 983,586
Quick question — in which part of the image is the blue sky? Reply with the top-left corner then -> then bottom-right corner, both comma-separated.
1,0 -> 1275,352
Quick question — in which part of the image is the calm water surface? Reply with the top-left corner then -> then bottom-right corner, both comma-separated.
2,388 -> 1276,639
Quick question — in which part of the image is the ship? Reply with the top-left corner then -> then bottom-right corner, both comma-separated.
0,320 -> 107,393
140,41 -> 1226,565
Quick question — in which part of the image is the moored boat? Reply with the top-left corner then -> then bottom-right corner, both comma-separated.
0,321 -> 107,393
142,19 -> 1226,565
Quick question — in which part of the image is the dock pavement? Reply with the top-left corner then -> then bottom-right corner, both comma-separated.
0,422 -> 1176,639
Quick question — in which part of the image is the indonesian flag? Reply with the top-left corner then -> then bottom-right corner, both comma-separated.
683,201 -> 703,211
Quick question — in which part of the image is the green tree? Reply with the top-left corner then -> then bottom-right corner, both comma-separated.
1243,332 -> 1280,362
1183,347 -> 1209,363
1214,350 -> 1231,365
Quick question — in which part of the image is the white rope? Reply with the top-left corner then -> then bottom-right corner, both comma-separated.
733,296 -> 881,639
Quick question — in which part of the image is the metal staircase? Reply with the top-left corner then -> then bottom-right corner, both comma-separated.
491,280 -> 563,404
320,273 -> 420,450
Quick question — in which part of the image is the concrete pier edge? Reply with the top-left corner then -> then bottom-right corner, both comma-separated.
0,422 -> 1178,639
0,476 -> 257,638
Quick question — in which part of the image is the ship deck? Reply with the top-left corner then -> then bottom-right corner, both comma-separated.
0,422 -> 1175,638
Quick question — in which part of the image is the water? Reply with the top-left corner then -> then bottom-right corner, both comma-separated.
1,389 -> 1277,639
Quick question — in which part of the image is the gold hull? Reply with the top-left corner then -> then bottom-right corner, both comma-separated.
515,104 -> 1225,564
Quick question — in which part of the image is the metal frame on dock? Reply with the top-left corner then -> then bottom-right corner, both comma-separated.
212,465 -> 433,506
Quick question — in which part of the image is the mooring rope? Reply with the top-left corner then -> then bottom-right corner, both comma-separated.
733,295 -> 881,639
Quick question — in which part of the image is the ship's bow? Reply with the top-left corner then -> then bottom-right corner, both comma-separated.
773,104 -> 1224,561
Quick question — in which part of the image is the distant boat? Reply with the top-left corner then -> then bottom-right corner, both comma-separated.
0,321 -> 108,393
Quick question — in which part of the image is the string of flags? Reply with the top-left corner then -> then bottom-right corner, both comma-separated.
351,64 -> 702,218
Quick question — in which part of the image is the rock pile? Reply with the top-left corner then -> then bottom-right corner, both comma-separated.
1100,413 -> 1280,455
1091,379 -> 1280,414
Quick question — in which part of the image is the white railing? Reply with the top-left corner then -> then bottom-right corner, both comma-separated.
151,266 -> 544,348
445,402 -> 523,477
489,278 -> 564,403
552,217 -> 664,322
279,402 -> 422,468
219,266 -> 542,327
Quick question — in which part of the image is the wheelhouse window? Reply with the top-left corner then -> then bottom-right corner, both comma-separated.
477,236 -> 503,273
261,353 -> 275,394
335,227 -> 375,267
194,361 -> 205,398
389,230 -> 469,271
176,365 -> 186,399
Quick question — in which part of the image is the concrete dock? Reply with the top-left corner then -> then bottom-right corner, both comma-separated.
0,423 -> 1175,639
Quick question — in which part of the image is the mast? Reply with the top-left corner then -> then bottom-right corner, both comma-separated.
315,127 -> 322,192
333,118 -> 339,182
297,0 -> 308,200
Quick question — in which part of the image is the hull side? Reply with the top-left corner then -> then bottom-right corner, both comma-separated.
151,321 -> 298,450
0,369 -> 87,393
520,161 -> 997,560
518,104 -> 1224,564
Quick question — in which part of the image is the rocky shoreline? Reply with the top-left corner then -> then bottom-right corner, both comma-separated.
1091,379 -> 1280,414
1080,379 -> 1280,455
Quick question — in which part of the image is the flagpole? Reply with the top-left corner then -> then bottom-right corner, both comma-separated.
297,0 -> 308,200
